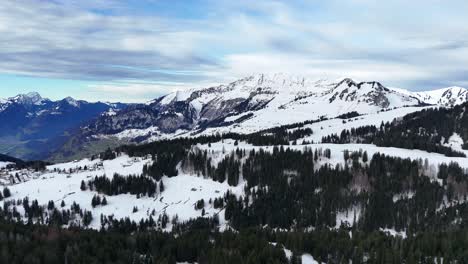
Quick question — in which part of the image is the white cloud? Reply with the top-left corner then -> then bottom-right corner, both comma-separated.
0,0 -> 468,101
85,79 -> 220,103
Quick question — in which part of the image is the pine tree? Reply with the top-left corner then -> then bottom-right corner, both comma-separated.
91,195 -> 101,208
160,180 -> 165,193
362,151 -> 368,163
2,187 -> 11,198
47,200 -> 55,210
80,180 -> 87,191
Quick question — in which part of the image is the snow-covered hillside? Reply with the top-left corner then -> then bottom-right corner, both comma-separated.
0,154 -> 245,230
3,136 -> 468,230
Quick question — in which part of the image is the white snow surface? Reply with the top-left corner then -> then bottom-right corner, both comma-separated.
442,133 -> 465,152
414,86 -> 468,106
296,106 -> 433,143
380,228 -> 407,239
335,206 -> 361,228
0,162 -> 13,169
64,97 -> 80,107
1,154 -> 245,230
271,243 -> 320,264
302,254 -> 320,264
48,155 -> 150,177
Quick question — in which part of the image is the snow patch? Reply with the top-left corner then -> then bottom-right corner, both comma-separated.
442,133 -> 465,152
380,228 -> 407,239
0,162 -> 13,169
302,254 -> 319,264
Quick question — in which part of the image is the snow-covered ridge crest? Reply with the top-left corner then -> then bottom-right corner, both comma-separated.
162,73 -> 467,104
9,92 -> 48,106
157,73 -> 427,109
413,86 -> 468,107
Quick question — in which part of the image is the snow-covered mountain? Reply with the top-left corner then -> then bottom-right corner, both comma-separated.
0,92 -> 128,115
0,92 -> 47,112
414,86 -> 468,107
0,92 -> 129,160
81,74 -> 467,143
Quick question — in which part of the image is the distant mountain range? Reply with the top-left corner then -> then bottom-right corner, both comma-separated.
0,92 -> 128,160
2,74 -> 467,161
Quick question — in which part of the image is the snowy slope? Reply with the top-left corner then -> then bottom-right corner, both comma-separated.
196,140 -> 468,176
198,105 -> 432,137
0,154 -> 245,230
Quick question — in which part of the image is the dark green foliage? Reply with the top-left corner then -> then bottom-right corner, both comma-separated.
323,104 -> 468,157
182,149 -> 242,186
195,199 -> 205,210
80,180 -> 87,191
91,195 -> 101,208
100,147 -> 117,160
336,111 -> 360,119
2,187 -> 10,198
2,217 -> 468,263
0,153 -> 50,171
89,174 -> 157,197
0,218 -> 293,264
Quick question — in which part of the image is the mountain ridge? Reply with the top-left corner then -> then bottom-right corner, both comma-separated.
82,74 -> 468,140
0,93 -> 130,160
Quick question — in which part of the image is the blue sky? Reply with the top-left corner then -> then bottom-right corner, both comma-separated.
0,0 -> 467,102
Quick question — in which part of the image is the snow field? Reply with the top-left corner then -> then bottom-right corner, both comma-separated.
1,154 -> 245,230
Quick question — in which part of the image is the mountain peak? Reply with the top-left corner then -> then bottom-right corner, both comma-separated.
335,78 -> 359,87
63,96 -> 80,107
11,92 -> 46,105
413,86 -> 468,106
25,91 -> 41,98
